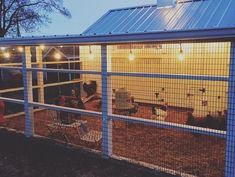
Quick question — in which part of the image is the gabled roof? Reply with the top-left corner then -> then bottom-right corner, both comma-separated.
83,0 -> 235,36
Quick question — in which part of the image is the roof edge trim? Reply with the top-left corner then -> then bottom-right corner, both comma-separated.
0,28 -> 235,46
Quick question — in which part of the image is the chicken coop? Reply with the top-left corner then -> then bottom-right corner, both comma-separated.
0,0 -> 235,177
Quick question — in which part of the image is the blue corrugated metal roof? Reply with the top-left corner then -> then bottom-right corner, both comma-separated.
83,0 -> 235,36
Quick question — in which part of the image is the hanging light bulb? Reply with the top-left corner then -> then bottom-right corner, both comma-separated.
88,46 -> 95,60
178,43 -> 185,61
17,46 -> 24,53
128,44 -> 135,61
54,52 -> 62,60
128,50 -> 135,61
3,52 -> 10,58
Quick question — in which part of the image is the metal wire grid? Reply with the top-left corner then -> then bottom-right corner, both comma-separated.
0,41 -> 233,177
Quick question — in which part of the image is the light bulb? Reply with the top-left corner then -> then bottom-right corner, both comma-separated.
178,53 -> 185,61
178,45 -> 185,61
3,52 -> 10,58
128,51 -> 135,61
17,47 -> 24,52
54,52 -> 62,60
88,52 -> 95,60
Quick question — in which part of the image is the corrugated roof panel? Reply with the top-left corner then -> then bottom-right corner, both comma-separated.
95,10 -> 126,34
146,7 -> 173,31
206,0 -> 232,28
172,1 -> 202,30
184,0 -> 212,30
219,0 -> 235,27
118,7 -> 147,33
134,7 -> 159,32
165,2 -> 191,30
127,6 -> 155,32
105,9 -> 131,34
194,0 -> 222,29
83,0 -> 235,36
85,11 -> 117,34
141,8 -> 165,32
147,4 -> 183,32
113,7 -> 144,33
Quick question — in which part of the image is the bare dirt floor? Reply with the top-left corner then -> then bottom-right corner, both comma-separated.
0,129 -> 177,177
1,101 -> 226,177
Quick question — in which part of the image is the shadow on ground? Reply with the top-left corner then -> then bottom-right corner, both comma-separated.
0,129 -> 177,177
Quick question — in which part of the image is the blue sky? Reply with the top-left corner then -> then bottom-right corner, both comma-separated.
34,0 -> 155,36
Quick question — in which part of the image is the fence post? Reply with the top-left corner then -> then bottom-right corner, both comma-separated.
36,47 -> 45,103
22,46 -> 34,137
101,45 -> 112,158
225,41 -> 235,177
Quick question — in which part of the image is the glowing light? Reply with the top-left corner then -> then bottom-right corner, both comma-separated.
128,51 -> 135,61
40,45 -> 45,50
88,52 -> 95,60
3,52 -> 10,58
17,47 -> 24,52
54,52 -> 62,60
178,44 -> 185,61
178,53 -> 185,61
88,46 -> 95,60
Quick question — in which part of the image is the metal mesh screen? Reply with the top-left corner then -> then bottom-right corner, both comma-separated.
0,41 -> 232,177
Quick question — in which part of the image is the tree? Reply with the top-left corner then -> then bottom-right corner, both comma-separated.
0,0 -> 71,37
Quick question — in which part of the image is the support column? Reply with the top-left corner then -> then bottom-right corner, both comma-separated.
101,45 -> 112,158
225,42 -> 235,177
36,47 -> 44,103
22,47 -> 34,137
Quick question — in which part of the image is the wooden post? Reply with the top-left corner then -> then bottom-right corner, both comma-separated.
101,45 -> 112,158
22,47 -> 34,137
36,47 -> 44,103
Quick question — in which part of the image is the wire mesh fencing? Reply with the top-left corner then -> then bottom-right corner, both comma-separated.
0,41 -> 232,177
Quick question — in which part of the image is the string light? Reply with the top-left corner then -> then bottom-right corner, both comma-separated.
178,43 -> 185,61
17,47 -> 24,52
3,52 -> 10,58
54,52 -> 62,60
88,46 -> 95,60
128,44 -> 135,61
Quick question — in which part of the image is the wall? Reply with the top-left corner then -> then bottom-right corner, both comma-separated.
80,42 -> 230,113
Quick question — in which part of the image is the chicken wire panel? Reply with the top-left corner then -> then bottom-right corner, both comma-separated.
108,42 -> 229,130
33,106 -> 102,152
21,45 -> 102,114
106,42 -> 229,177
109,43 -> 230,76
0,101 -> 25,133
110,76 -> 228,131
0,46 -> 26,132
111,119 -> 225,177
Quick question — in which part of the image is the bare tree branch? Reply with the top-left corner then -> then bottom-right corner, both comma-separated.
0,0 -> 71,37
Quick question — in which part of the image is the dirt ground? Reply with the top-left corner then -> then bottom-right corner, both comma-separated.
0,129 -> 176,177
2,101 -> 226,177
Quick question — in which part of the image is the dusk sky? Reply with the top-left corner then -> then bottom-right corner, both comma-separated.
32,0 -> 155,36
